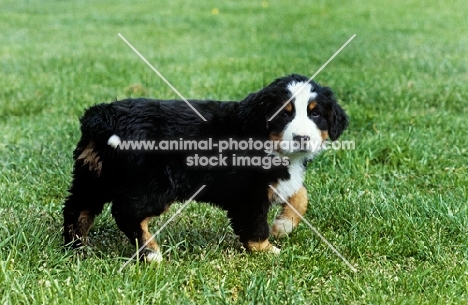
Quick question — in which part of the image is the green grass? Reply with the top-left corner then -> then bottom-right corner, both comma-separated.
1,0 -> 467,303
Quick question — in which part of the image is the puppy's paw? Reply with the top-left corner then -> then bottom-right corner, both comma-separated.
245,240 -> 281,255
143,249 -> 163,263
271,218 -> 294,238
268,245 -> 281,255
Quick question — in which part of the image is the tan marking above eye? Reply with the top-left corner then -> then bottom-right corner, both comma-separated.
284,102 -> 293,112
308,101 -> 317,111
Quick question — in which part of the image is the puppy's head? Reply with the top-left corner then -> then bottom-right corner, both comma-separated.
240,74 -> 348,156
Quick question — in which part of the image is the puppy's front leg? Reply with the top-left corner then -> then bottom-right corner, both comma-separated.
112,204 -> 163,263
227,204 -> 280,255
271,186 -> 308,238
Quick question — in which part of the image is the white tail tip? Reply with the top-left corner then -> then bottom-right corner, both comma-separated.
107,134 -> 121,148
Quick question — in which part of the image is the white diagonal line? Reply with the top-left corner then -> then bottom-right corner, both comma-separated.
119,185 -> 206,271
118,33 -> 207,122
268,34 -> 356,121
269,185 -> 357,273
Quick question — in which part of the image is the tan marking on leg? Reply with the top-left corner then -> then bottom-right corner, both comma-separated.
245,239 -> 280,254
140,217 -> 160,252
77,142 -> 103,175
77,210 -> 95,237
140,217 -> 163,262
271,186 -> 308,238
66,210 -> 95,245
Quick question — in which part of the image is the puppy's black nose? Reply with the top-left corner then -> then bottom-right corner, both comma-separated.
293,134 -> 310,142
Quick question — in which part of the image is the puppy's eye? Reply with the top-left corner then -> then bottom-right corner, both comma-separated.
282,110 -> 292,118
310,111 -> 320,118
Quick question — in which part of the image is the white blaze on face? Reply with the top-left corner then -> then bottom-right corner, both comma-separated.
282,81 -> 321,154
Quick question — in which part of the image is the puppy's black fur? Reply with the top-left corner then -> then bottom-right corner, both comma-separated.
63,74 -> 348,259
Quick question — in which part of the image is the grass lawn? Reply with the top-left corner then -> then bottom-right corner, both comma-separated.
1,0 -> 467,303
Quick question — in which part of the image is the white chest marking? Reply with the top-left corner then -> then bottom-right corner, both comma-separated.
273,158 -> 306,203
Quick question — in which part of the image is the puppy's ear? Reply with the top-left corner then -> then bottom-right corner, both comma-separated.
328,103 -> 349,141
321,87 -> 349,141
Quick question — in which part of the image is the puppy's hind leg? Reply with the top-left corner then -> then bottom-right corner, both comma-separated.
63,142 -> 110,248
63,183 -> 109,248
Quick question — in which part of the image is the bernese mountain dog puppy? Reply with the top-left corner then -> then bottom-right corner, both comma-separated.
63,74 -> 348,262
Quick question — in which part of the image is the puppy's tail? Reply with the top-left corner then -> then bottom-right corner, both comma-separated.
78,103 -> 121,150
